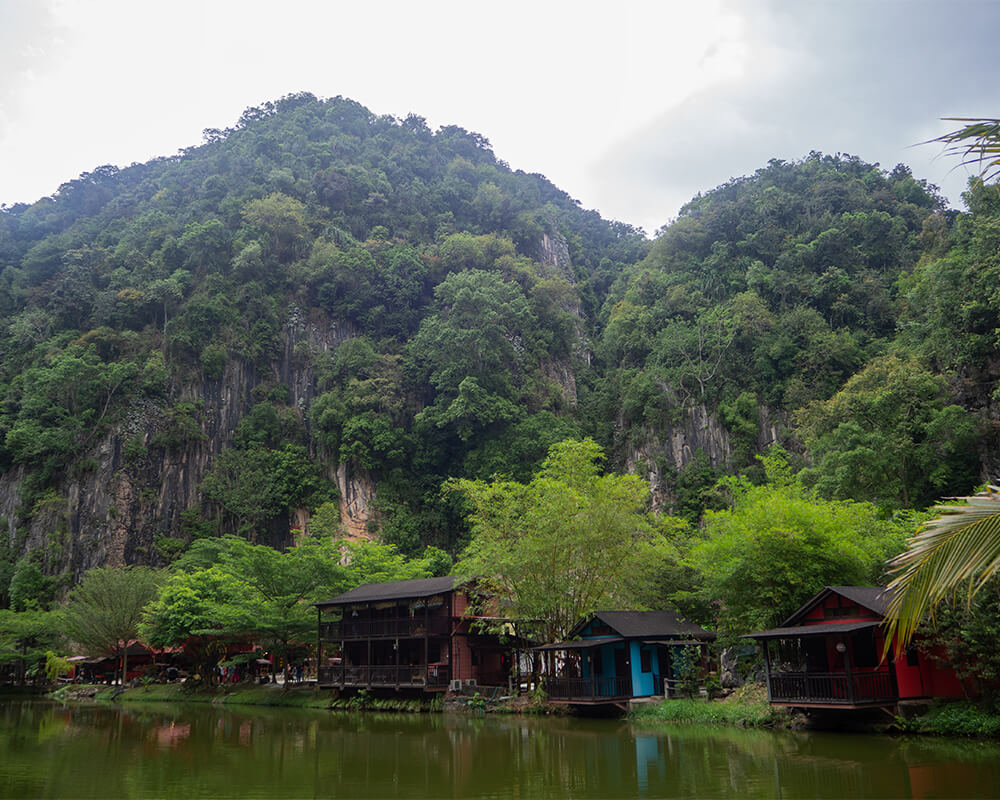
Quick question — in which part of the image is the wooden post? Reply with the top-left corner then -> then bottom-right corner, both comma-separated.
884,632 -> 900,699
316,607 -> 322,684
590,651 -> 597,698
367,603 -> 373,687
841,636 -> 855,705
514,622 -> 521,696
448,593 -> 454,688
424,599 -> 429,685
762,640 -> 773,702
624,644 -> 632,698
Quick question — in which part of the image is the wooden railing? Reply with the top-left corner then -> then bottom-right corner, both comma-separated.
768,669 -> 896,705
319,616 -> 450,641
545,675 -> 633,701
317,664 -> 451,688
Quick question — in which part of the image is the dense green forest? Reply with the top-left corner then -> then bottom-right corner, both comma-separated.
0,92 -> 996,615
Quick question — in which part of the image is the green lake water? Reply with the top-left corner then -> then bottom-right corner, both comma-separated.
1,699 -> 998,798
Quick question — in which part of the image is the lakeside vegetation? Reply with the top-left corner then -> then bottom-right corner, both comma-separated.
0,440 -> 932,688
630,685 -> 790,729
898,701 -> 1000,738
49,682 -> 440,713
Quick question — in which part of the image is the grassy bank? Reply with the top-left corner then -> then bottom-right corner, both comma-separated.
629,684 -> 791,728
898,702 -> 1000,738
49,683 -> 440,713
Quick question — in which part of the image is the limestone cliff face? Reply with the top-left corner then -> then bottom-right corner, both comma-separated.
0,356 -> 255,579
537,231 -> 573,279
334,462 -> 376,542
622,403 -> 781,511
0,309 -> 378,580
541,359 -> 578,409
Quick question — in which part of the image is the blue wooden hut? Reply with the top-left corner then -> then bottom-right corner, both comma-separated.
536,610 -> 715,707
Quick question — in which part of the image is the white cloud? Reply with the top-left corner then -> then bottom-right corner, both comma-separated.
591,1 -> 1000,231
1,0 -> 998,233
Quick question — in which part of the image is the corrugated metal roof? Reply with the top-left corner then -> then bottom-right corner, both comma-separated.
315,576 -> 457,607
743,620 -> 882,640
569,610 -> 715,641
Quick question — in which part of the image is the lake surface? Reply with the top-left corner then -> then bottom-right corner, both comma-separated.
1,699 -> 998,798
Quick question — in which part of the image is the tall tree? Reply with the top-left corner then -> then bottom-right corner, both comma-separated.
451,438 -> 670,641
141,537 -> 347,679
683,452 -> 915,637
881,117 -> 1000,649
0,608 -> 62,685
63,566 -> 162,684
796,356 -> 979,509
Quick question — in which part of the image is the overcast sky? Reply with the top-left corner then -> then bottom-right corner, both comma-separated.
1,0 -> 998,234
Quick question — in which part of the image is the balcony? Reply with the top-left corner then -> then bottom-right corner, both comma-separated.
319,616 -> 451,641
317,663 -> 451,688
768,669 -> 897,706
545,675 -> 634,702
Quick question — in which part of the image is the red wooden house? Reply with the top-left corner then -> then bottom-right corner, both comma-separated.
314,577 -> 516,693
745,586 -> 967,710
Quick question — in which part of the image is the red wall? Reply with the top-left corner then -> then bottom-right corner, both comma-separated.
894,643 -> 965,700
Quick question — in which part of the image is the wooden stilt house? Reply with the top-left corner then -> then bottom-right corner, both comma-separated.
745,586 -> 968,711
315,577 -> 516,692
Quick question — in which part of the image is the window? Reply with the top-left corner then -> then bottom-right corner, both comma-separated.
640,649 -> 651,673
592,652 -> 603,675
803,637 -> 829,672
851,630 -> 877,668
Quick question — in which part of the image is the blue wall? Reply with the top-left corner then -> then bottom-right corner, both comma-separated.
630,642 -> 661,697
575,619 -> 664,697
578,640 -> 662,697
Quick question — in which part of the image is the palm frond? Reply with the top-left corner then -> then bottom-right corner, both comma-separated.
884,485 -> 1000,649
927,118 -> 1000,183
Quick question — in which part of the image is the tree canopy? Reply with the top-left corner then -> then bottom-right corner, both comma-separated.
680,452 -> 916,637
63,566 -> 163,682
140,535 -> 444,678
451,438 -> 672,641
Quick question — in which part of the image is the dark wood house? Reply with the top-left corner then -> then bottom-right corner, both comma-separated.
745,586 -> 967,711
315,576 -> 515,692
536,610 -> 716,707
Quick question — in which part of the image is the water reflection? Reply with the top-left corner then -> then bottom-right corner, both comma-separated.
0,700 -> 997,798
